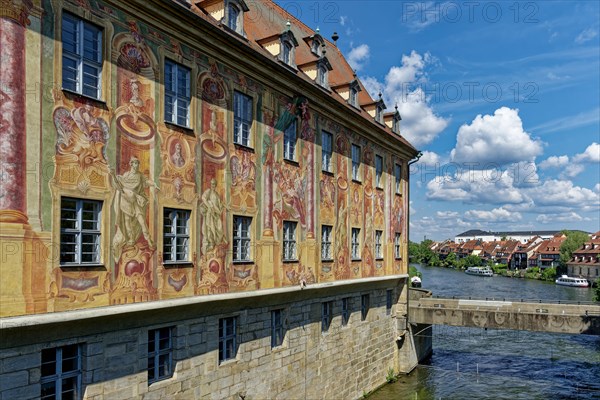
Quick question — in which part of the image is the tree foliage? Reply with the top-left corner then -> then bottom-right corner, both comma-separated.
559,231 -> 589,270
595,279 -> 600,302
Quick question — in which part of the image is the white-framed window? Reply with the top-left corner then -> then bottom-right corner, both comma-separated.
321,225 -> 333,261
375,155 -> 383,188
322,131 -> 333,173
227,2 -> 241,32
163,209 -> 190,263
321,301 -> 333,332
394,233 -> 401,259
219,317 -> 237,362
283,119 -> 297,161
395,163 -> 402,194
271,309 -> 284,348
60,198 -> 102,265
147,327 -> 173,384
351,228 -> 361,260
283,221 -> 297,261
234,91 -> 252,147
361,294 -> 369,321
351,144 -> 361,181
233,216 -> 252,262
375,230 -> 383,260
41,344 -> 82,400
164,60 -> 191,127
61,12 -> 102,99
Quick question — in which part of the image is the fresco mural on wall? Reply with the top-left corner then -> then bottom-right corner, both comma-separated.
362,146 -> 375,278
197,64 -> 231,294
1,0 -> 411,318
334,133 -> 350,280
110,29 -> 159,304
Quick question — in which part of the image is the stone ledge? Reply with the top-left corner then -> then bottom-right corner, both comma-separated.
1,275 -> 407,330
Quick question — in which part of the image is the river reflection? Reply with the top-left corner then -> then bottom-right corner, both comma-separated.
370,264 -> 600,400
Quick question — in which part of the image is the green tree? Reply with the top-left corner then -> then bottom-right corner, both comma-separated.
462,255 -> 482,269
541,267 -> 557,281
594,279 -> 600,302
443,252 -> 458,269
559,231 -> 589,273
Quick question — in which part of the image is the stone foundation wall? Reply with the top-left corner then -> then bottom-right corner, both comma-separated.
1,279 -> 411,399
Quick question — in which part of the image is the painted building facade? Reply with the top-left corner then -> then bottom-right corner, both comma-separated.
0,0 -> 419,398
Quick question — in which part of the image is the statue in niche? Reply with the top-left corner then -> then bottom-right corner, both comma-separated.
171,142 -> 185,168
111,157 -> 159,261
199,178 -> 226,254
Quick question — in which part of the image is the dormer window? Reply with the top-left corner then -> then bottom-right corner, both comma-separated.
279,28 -> 298,68
310,32 -> 324,57
315,57 -> 332,89
318,65 -> 327,87
392,106 -> 401,134
348,79 -> 361,108
374,93 -> 386,124
225,0 -> 249,35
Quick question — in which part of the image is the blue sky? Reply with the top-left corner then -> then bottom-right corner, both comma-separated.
277,1 -> 600,241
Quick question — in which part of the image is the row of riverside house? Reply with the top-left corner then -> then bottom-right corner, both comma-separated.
431,232 -> 600,281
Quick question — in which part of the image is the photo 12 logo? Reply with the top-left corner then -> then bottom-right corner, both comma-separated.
402,1 -> 540,24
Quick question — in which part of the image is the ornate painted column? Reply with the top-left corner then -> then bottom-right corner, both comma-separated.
300,103 -> 315,239
262,110 -> 274,237
0,0 -> 33,224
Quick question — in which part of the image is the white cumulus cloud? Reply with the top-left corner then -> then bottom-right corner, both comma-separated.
539,155 -> 569,169
464,207 -> 522,223
450,107 -> 543,166
347,44 -> 370,72
361,51 -> 448,148
537,212 -> 586,224
527,179 -> 600,208
560,164 -> 585,179
573,142 -> 600,163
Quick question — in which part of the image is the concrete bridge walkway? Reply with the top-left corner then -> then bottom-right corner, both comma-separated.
408,290 -> 600,335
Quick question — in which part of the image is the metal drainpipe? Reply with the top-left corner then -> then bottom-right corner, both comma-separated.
403,151 -> 422,339
407,151 -> 423,252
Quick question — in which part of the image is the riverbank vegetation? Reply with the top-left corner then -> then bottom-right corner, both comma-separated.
409,240 -> 559,282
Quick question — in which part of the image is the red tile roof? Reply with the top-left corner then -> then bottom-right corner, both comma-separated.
188,0 -> 416,151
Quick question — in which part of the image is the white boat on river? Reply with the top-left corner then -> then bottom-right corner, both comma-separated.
555,275 -> 590,287
464,266 -> 494,277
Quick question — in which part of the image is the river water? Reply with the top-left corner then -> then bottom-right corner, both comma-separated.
370,264 -> 600,400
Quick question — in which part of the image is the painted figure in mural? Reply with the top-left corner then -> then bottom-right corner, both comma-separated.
72,103 -> 102,138
127,78 -> 145,124
199,179 -> 226,254
111,157 -> 158,261
171,142 -> 185,168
